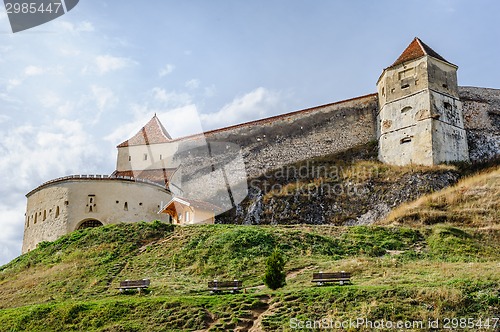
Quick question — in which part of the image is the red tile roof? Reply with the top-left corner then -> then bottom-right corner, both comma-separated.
117,115 -> 172,148
160,196 -> 221,213
390,37 -> 451,68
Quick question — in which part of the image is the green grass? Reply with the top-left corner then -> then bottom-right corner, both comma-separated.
0,221 -> 499,331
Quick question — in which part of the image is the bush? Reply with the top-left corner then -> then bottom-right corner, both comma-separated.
263,248 -> 286,290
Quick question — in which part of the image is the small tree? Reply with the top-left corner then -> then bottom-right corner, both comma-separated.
263,248 -> 286,290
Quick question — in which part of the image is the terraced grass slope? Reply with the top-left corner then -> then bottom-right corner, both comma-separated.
0,219 -> 498,331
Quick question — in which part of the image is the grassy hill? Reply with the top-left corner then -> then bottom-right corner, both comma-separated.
0,225 -> 499,329
0,165 -> 498,331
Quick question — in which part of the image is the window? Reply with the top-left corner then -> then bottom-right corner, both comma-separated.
401,106 -> 412,113
143,154 -> 148,161
442,83 -> 448,89
43,210 -> 47,221
34,214 -> 37,224
400,137 -> 412,144
444,102 -> 452,110
178,213 -> 183,222
401,83 -> 410,89
398,67 -> 415,80
159,154 -> 163,160
55,206 -> 60,218
381,87 -> 385,96
185,211 -> 190,222
124,202 -> 128,211
128,156 -> 131,161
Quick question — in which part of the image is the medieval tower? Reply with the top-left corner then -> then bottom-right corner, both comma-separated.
377,37 -> 469,166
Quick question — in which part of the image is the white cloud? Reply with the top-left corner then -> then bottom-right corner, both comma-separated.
39,91 -> 61,108
0,114 -> 10,123
185,79 -> 200,89
6,78 -> 22,91
151,87 -> 191,107
91,85 -> 117,111
95,55 -> 135,75
24,66 -> 45,76
57,20 -> 95,32
199,87 -> 284,130
0,120 -> 104,265
159,64 -> 175,77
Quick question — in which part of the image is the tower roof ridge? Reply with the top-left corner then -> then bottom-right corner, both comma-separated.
117,114 -> 172,148
390,37 -> 451,68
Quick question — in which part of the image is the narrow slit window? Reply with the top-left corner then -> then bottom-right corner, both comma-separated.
400,137 -> 412,144
124,202 -> 128,211
401,106 -> 412,113
55,206 -> 60,218
401,83 -> 410,89
143,154 -> 148,161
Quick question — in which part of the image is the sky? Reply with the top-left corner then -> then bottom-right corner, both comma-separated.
0,0 -> 499,266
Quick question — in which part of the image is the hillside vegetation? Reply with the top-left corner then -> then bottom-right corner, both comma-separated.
0,165 -> 498,331
1,212 -> 499,329
380,166 -> 500,227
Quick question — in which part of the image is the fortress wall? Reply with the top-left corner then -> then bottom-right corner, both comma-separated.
175,94 -> 379,179
23,177 -> 172,253
460,87 -> 500,162
23,185 -> 70,253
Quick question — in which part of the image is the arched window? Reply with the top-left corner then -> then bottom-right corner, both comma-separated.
77,219 -> 103,230
401,106 -> 412,113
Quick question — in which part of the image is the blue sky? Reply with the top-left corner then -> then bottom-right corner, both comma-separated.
0,0 -> 499,265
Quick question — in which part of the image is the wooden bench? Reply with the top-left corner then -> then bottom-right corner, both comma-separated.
208,280 -> 242,294
118,279 -> 150,293
311,272 -> 351,286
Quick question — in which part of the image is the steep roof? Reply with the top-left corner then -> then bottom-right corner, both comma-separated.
390,37 -> 452,68
159,196 -> 221,214
117,115 -> 172,148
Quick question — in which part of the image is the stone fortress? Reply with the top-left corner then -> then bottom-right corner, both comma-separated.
22,38 -> 500,253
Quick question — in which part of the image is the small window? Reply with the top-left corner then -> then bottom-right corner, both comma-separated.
116,200 -> 119,204
444,102 -> 452,110
65,201 -> 69,206
442,83 -> 448,89
159,154 -> 163,160
124,202 -> 128,211
143,154 -> 148,161
178,213 -> 183,222
185,211 -> 190,222
128,156 -> 131,161
34,214 -> 37,224
381,87 -> 385,96
401,83 -> 410,89
139,202 -> 143,206
401,106 -> 412,113
400,137 -> 412,144
43,210 -> 46,221
55,206 -> 60,218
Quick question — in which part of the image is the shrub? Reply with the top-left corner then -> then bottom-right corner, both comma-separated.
263,248 -> 286,290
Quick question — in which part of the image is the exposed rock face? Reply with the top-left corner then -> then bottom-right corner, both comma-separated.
218,144 -> 462,226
